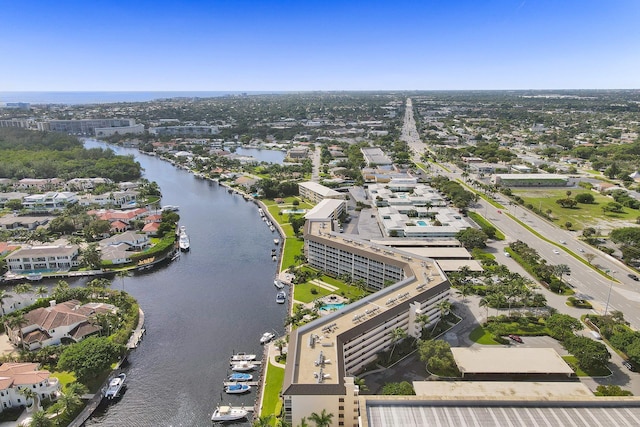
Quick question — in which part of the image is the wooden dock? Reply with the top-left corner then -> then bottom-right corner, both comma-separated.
127,328 -> 146,349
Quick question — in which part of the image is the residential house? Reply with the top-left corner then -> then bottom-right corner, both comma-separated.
14,178 -> 63,192
98,231 -> 150,265
6,300 -> 116,350
0,216 -> 53,231
6,245 -> 79,274
0,363 -> 61,411
22,192 -> 78,212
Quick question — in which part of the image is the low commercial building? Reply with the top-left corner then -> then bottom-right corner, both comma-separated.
283,219 -> 450,426
492,173 -> 568,187
361,147 -> 393,167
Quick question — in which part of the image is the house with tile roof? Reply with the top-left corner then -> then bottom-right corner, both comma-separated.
5,300 -> 117,350
0,363 -> 60,411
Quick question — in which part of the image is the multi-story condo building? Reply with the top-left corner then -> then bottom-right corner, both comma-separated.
282,219 -> 450,426
149,125 -> 219,136
41,118 -> 137,135
298,182 -> 343,204
22,192 -> 77,212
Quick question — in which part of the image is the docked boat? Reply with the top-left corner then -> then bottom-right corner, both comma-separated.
26,272 -> 43,281
260,331 -> 275,344
178,226 -> 190,251
276,290 -> 286,304
230,352 -> 256,362
274,238 -> 280,245
225,383 -> 251,394
104,373 -> 126,400
269,225 -> 276,232
274,280 -> 284,289
162,205 -> 179,212
211,405 -> 248,422
228,373 -> 253,382
230,361 -> 256,372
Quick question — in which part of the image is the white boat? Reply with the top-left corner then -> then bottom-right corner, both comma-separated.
211,405 -> 248,422
104,373 -> 126,400
274,280 -> 284,289
260,332 -> 275,344
269,225 -> 276,232
178,226 -> 190,251
230,352 -> 256,362
26,272 -> 43,281
162,205 -> 180,212
228,373 -> 253,382
230,361 -> 256,372
224,383 -> 251,394
276,290 -> 286,304
274,239 -> 280,245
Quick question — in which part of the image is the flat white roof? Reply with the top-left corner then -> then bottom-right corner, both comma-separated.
304,199 -> 345,220
413,381 -> 593,399
451,347 -> 574,375
401,247 -> 471,259
435,259 -> 484,272
495,173 -> 568,180
298,181 -> 342,197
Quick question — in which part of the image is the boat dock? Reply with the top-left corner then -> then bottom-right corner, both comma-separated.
126,308 -> 146,350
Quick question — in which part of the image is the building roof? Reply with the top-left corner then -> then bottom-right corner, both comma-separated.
451,347 -> 575,375
435,259 -> 484,272
362,397 -> 640,427
412,381 -> 593,399
7,244 -> 78,259
304,199 -> 345,219
298,181 -> 342,198
495,173 -> 568,181
401,247 -> 472,259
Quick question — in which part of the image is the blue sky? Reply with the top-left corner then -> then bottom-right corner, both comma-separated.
1,0 -> 639,90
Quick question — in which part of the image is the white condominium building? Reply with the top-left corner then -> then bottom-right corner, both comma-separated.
282,219 -> 450,426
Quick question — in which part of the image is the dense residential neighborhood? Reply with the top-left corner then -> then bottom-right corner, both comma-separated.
1,91 -> 640,425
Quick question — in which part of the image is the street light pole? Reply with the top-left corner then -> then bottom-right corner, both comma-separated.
604,270 -> 615,316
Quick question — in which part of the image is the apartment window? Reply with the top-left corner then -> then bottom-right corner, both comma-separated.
339,398 -> 344,403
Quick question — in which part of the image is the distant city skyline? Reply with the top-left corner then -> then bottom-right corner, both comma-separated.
2,0 -> 639,91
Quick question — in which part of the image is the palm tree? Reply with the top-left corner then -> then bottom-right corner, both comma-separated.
354,376 -> 369,393
297,417 -> 309,427
415,313 -> 430,338
274,338 -> 286,356
14,282 -> 33,296
35,286 -> 48,300
253,415 -> 273,427
387,327 -> 407,362
0,289 -> 6,316
309,409 -> 334,427
52,280 -> 71,300
553,264 -> 571,282
18,386 -> 38,412
116,270 -> 131,292
6,313 -> 27,350
28,410 -> 52,427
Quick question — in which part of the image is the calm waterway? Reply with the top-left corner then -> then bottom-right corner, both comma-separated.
81,140 -> 286,426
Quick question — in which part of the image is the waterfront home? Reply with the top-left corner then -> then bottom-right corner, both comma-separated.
5,300 -> 116,350
5,244 -> 79,274
0,363 -> 61,411
89,207 -> 148,227
0,215 -> 53,231
22,192 -> 78,212
99,231 -> 149,251
0,192 -> 29,208
77,190 -> 139,208
65,177 -> 113,191
14,178 -> 63,192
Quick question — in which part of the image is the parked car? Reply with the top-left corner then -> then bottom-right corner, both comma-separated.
504,252 -> 511,257
553,249 -> 560,255
508,334 -> 523,343
623,360 -> 636,372
628,273 -> 639,282
590,331 -> 602,340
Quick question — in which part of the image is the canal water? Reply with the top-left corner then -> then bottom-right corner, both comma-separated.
80,140 -> 286,426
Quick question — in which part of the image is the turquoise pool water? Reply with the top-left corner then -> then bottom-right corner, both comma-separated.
320,303 -> 346,311
416,220 -> 428,226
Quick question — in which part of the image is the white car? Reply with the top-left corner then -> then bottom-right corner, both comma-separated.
553,249 -> 560,254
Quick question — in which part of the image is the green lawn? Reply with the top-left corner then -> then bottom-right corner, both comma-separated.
50,371 -> 77,389
469,326 -> 501,345
281,237 -> 305,271
513,188 -> 638,230
293,282 -> 333,303
562,355 -> 612,377
467,211 -> 505,240
261,361 -> 285,419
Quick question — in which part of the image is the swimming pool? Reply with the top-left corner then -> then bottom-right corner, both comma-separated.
416,220 -> 428,226
282,209 -> 307,214
320,303 -> 346,312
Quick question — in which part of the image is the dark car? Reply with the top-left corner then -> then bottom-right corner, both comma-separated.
622,360 -> 636,372
628,273 -> 639,282
508,334 -> 523,344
